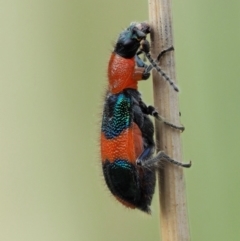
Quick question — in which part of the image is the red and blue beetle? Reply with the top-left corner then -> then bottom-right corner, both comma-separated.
101,22 -> 191,213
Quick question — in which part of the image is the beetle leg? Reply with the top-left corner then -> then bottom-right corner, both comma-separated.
137,151 -> 191,168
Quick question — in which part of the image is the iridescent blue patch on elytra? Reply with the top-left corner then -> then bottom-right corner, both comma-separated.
101,93 -> 132,139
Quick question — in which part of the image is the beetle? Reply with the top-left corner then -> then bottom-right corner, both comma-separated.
100,22 -> 191,213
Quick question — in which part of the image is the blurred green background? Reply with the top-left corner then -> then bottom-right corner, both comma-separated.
1,0 -> 240,240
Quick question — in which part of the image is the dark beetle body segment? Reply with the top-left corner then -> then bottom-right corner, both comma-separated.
103,159 -> 155,213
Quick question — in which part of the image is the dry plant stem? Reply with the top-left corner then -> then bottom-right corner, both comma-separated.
148,0 -> 190,241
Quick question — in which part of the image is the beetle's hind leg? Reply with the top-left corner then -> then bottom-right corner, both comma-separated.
137,151 -> 191,168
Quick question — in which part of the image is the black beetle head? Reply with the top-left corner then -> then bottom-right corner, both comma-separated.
114,22 -> 151,58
